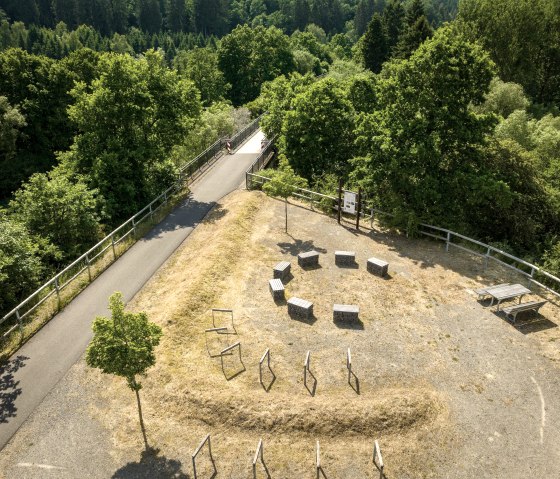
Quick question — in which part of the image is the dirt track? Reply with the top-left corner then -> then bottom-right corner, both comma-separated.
1,189 -> 560,478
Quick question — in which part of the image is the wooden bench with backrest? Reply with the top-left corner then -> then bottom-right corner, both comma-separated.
502,300 -> 548,324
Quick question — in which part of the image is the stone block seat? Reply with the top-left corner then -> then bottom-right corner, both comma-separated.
335,250 -> 356,266
287,297 -> 313,319
269,278 -> 285,301
333,304 -> 359,322
367,257 -> 388,277
298,250 -> 320,268
273,261 -> 291,280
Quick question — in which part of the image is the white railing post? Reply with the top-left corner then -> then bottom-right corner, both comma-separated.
445,231 -> 451,252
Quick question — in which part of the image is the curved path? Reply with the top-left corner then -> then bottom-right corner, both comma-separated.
0,131 -> 265,450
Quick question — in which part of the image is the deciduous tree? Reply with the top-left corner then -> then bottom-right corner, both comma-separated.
262,155 -> 308,232
86,292 -> 162,450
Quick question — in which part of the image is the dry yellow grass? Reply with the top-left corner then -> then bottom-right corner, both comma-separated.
86,189 -> 560,478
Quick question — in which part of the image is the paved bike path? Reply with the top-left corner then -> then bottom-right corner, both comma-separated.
0,131 -> 265,450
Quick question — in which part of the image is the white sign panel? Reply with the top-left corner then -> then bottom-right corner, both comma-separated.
343,191 -> 357,214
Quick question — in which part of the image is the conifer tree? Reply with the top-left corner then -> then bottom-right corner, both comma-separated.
360,13 -> 388,73
383,0 -> 405,51
394,13 -> 433,59
354,0 -> 375,36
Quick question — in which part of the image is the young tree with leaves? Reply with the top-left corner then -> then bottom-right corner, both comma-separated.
262,155 -> 308,232
86,292 -> 162,450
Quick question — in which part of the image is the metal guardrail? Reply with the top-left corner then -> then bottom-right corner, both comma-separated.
248,168 -> 560,300
1,115 -> 263,345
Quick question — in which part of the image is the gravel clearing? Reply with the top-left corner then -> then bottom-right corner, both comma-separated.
1,189 -> 560,478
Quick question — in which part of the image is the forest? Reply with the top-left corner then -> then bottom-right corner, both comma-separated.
1,0 -> 560,318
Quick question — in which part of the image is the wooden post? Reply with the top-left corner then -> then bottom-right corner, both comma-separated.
85,254 -> 92,282
54,277 -> 61,310
111,235 -> 117,260
337,178 -> 342,224
16,309 -> 22,337
356,187 -> 362,231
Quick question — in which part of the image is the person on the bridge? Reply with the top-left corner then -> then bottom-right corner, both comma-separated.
226,141 -> 232,154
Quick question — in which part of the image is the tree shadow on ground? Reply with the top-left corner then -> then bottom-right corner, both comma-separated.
112,448 -> 190,479
277,237 -> 327,256
0,355 -> 28,423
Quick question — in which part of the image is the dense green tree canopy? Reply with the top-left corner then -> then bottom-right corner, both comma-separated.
60,50 -> 202,222
281,77 -> 355,178
174,47 -> 230,106
8,170 -> 102,261
0,216 -> 48,314
218,25 -> 295,105
352,27 -> 496,228
458,0 -> 560,106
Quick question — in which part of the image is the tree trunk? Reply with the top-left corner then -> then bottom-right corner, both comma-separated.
133,383 -> 149,451
285,197 -> 288,233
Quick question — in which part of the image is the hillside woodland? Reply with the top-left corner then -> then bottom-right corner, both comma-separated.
1,0 -> 560,318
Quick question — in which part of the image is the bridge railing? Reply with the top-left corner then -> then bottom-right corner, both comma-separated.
1,115 -> 263,351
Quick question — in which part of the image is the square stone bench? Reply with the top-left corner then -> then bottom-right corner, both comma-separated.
367,257 -> 388,277
333,304 -> 360,322
298,250 -> 319,268
273,261 -> 291,280
335,250 -> 356,266
287,297 -> 313,319
269,278 -> 285,301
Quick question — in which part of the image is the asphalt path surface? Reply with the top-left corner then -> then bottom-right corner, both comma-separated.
0,131 -> 265,451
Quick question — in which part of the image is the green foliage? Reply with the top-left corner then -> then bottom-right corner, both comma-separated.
250,72 -> 315,138
61,50 -> 202,222
458,0 -> 560,106
281,77 -> 355,179
8,170 -> 102,262
346,72 -> 377,113
541,241 -> 560,279
86,291 -> 162,391
174,47 -> 230,106
494,110 -> 535,151
465,139 -> 557,251
0,48 -> 75,198
0,216 -> 48,315
477,78 -> 530,119
262,155 -> 308,231
358,13 -> 388,73
353,26 -> 496,229
383,0 -> 405,51
218,25 -> 295,106
0,96 -> 26,164
173,102 -> 239,162
393,1 -> 433,60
